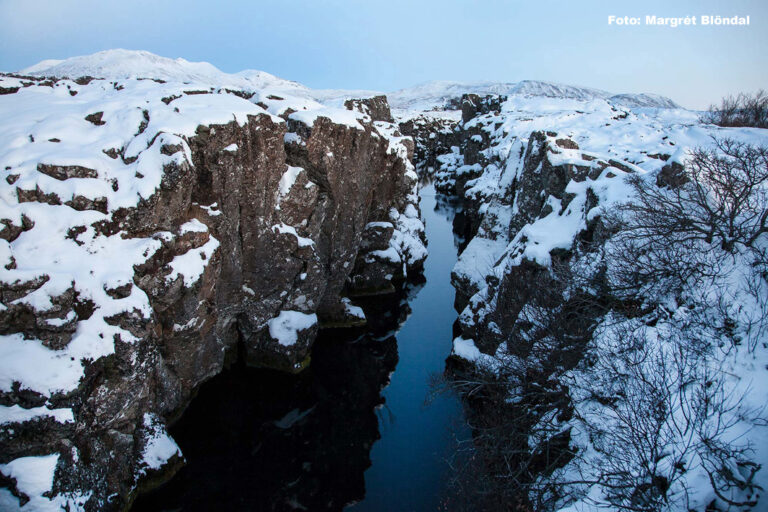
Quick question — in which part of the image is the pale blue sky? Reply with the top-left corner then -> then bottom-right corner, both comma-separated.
0,0 -> 765,109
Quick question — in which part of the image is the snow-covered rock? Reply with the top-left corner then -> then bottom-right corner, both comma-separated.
0,49 -> 426,511
432,89 -> 768,511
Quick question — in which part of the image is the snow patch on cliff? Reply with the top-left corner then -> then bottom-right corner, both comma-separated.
0,454 -> 61,511
140,413 -> 182,473
267,310 -> 318,347
0,405 -> 74,425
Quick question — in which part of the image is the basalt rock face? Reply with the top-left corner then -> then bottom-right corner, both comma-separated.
398,115 -> 461,177
426,94 -> 632,318
131,278 -> 420,512
419,95 -> 636,510
448,126 -> 626,350
0,74 -> 425,510
344,95 -> 394,123
454,133 -> 610,355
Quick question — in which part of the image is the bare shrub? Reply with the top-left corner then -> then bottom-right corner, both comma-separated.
612,139 -> 768,256
606,138 -> 768,350
703,91 -> 768,129
568,321 -> 761,511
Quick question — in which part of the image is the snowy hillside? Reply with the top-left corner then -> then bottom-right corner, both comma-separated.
21,49 -> 313,96
22,49 -> 231,83
21,50 -> 681,114
387,79 -> 681,112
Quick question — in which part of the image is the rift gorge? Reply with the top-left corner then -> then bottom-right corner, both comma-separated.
1,51 -> 767,512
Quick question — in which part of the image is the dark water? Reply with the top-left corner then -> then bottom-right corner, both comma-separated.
351,185 -> 466,512
133,184 -> 465,511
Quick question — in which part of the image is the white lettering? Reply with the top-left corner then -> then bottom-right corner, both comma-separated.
609,15 -> 641,25
612,14 -> 749,28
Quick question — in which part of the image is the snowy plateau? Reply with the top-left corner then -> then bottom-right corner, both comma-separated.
0,49 -> 766,512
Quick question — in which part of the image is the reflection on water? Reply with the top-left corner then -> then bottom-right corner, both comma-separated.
133,184 -> 465,511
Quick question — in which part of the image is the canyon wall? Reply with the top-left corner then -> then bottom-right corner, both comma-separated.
410,93 -> 768,511
0,75 -> 424,510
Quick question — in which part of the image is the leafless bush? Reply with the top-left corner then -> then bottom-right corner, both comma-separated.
440,357 -> 578,512
610,138 -> 768,258
703,91 -> 768,129
606,137 -> 768,349
569,322 -> 761,511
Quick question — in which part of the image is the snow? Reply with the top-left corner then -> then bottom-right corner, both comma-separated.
267,310 -> 318,347
0,454 -> 59,511
179,218 -> 208,234
276,165 -> 304,208
0,405 -> 74,425
272,222 -> 314,248
366,221 -> 393,229
284,132 -> 304,145
223,143 -> 238,152
18,49 -> 381,132
21,59 -> 64,74
452,235 -> 507,290
452,336 -> 503,369
165,236 -> 220,287
21,49 -> 308,100
44,310 -> 76,327
510,195 -> 587,266
199,202 -> 222,216
23,49 -> 231,84
366,246 -> 401,264
172,317 -> 200,332
452,336 -> 482,361
288,108 -> 364,130
341,297 -> 366,320
140,413 -> 181,471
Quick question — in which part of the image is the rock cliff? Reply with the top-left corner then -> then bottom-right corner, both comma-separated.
415,91 -> 768,510
0,72 -> 425,510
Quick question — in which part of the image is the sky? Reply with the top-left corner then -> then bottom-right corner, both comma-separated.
0,0 -> 766,109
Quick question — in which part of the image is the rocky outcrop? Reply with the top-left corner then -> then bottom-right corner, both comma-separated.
448,123 -> 629,351
453,144 -> 611,354
422,94 -> 635,314
459,93 -> 505,124
0,74 -> 425,510
344,95 -> 394,123
131,281 -> 419,512
398,115 -> 460,177
429,90 -> 768,511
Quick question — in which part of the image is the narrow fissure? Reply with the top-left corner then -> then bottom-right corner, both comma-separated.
132,183 -> 468,511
